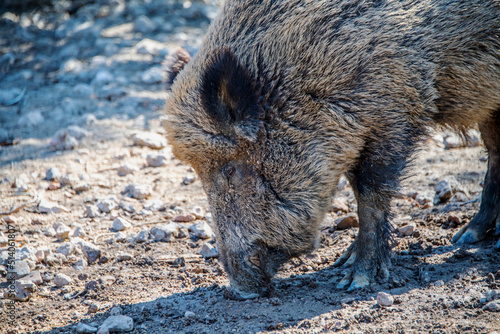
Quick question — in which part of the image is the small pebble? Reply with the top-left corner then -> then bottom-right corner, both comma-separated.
199,243 -> 218,258
54,273 -> 73,287
113,217 -> 132,231
335,214 -> 359,230
377,292 -> 394,307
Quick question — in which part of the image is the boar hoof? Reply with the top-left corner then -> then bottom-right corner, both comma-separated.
452,212 -> 500,244
334,240 -> 391,290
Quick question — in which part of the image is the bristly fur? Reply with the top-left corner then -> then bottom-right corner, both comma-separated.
164,0 -> 500,297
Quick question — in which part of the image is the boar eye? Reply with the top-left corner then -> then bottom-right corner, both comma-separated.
224,165 -> 235,179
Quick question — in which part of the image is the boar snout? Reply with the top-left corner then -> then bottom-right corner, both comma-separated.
219,244 -> 288,300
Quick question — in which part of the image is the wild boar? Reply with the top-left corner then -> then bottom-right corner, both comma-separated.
163,0 -> 500,299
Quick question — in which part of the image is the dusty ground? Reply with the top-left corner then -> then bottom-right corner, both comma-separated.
0,1 -> 499,333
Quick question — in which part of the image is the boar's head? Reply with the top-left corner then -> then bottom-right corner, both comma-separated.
164,48 -> 333,299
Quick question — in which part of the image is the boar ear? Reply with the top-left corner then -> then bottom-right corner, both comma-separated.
164,47 -> 191,90
200,48 -> 262,141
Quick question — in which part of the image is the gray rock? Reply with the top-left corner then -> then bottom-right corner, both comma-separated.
109,306 -> 123,316
184,310 -> 196,318
123,183 -> 152,200
22,271 -> 43,285
54,273 -> 73,287
46,167 -> 61,180
377,292 -> 394,307
54,223 -> 72,240
97,196 -> 118,213
73,226 -> 87,238
74,257 -> 87,270
44,253 -> 65,266
134,15 -> 157,34
484,301 -> 500,312
200,243 -> 218,258
85,205 -> 100,218
143,199 -> 165,212
80,241 -> 101,263
119,201 -> 136,213
55,242 -> 76,257
117,164 -> 138,176
8,280 -> 37,301
189,222 -> 213,239
59,174 -> 77,186
50,129 -> 78,151
74,183 -> 91,192
76,322 -> 98,333
97,315 -> 134,333
434,177 -> 460,205
39,199 -> 69,214
189,206 -> 205,219
134,230 -> 150,243
146,154 -> 167,167
12,260 -> 31,279
150,223 -> 179,242
112,217 -> 132,231
131,132 -> 166,150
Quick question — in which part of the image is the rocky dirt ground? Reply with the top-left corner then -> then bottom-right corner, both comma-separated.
0,1 -> 499,333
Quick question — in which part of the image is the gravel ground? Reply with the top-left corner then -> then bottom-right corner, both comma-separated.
0,1 -> 499,333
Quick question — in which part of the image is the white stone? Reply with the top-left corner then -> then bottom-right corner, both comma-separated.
78,240 -> 101,263
131,132 -> 166,150
398,224 -> 415,237
123,183 -> 152,200
143,199 -> 165,212
56,242 -> 76,257
85,205 -> 100,218
97,197 -> 118,213
199,243 -> 218,258
97,315 -> 134,333
189,206 -> 205,219
146,154 -> 167,167
113,217 -> 132,231
76,322 -> 98,333
150,223 -> 179,242
55,223 -> 72,240
189,222 -> 213,239
54,273 -> 73,287
117,164 -> 138,176
377,292 -> 394,307
12,260 -> 31,279
184,311 -> 196,318
50,129 -> 78,151
73,226 -> 87,238
46,167 -> 61,180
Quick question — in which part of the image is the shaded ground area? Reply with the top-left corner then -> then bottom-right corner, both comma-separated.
0,1 -> 499,334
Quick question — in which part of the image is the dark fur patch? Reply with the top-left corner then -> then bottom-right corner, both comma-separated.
200,48 -> 263,141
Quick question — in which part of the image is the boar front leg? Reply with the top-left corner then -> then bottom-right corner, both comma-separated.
334,132 -> 418,290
